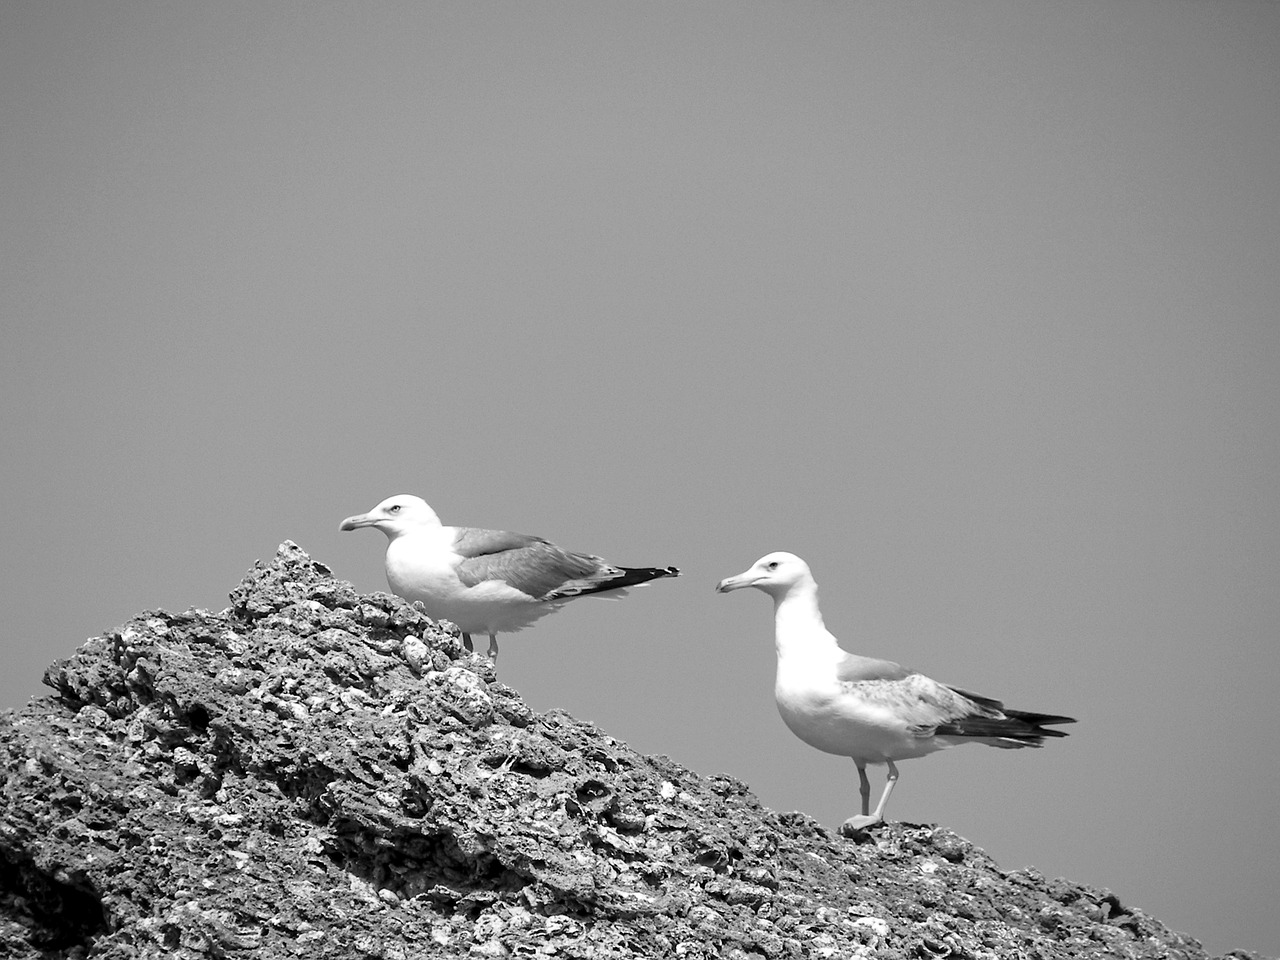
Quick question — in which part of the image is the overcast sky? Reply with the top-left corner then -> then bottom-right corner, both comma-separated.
3,3 -> 1278,955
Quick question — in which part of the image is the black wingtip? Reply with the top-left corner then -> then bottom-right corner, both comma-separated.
1006,709 -> 1077,730
936,709 -> 1076,743
560,563 -> 681,599
622,564 -> 679,582
629,564 -> 679,584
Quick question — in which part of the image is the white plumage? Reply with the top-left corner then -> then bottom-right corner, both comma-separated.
340,495 -> 678,662
717,551 -> 1073,830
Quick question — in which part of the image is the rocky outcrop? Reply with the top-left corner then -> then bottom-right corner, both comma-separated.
0,543 -> 1266,959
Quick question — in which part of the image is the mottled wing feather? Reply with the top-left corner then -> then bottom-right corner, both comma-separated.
834,653 -> 913,683
842,670 -> 1075,745
840,674 -> 988,736
898,675 -> 999,734
454,538 -> 599,598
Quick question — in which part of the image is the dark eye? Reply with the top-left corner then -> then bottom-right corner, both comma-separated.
766,561 -> 779,570
388,504 -> 401,514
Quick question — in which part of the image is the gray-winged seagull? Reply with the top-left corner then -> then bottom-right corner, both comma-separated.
716,552 -> 1074,831
340,495 -> 679,662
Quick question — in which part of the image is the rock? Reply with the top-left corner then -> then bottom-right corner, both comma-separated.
0,542 -> 1267,959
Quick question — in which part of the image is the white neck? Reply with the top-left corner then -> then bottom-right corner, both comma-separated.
771,579 -> 839,661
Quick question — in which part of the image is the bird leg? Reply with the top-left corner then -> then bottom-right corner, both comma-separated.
870,760 -> 900,820
487,633 -> 499,663
842,760 -> 899,832
857,762 -> 871,815
461,632 -> 474,652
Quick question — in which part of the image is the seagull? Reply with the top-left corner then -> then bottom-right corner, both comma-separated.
716,552 -> 1074,831
340,495 -> 679,663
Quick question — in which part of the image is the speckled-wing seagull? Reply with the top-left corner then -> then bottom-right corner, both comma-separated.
716,551 -> 1074,830
340,495 -> 679,663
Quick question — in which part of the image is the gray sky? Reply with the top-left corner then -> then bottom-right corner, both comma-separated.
3,2 -> 1278,954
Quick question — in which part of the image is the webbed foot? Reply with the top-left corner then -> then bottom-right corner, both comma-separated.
839,814 -> 883,836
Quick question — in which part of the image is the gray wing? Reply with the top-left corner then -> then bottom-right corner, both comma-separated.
835,674 -> 1006,740
835,652 -> 914,683
452,528 -> 600,598
913,679 -> 1070,745
452,527 -> 550,558
843,668 -> 1073,747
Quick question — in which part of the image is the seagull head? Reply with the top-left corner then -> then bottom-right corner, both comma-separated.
716,552 -> 814,598
339,495 -> 442,540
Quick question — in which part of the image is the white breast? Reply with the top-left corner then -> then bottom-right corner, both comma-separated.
385,529 -> 459,602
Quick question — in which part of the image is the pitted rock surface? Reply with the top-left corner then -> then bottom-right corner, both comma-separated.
0,543 -> 1267,959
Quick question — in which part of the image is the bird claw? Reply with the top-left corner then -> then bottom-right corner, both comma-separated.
838,815 -> 883,836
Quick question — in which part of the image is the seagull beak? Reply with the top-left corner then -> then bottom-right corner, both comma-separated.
339,512 -> 377,531
715,571 -> 755,593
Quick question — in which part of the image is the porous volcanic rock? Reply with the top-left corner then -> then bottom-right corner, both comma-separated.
0,543 -> 1268,959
